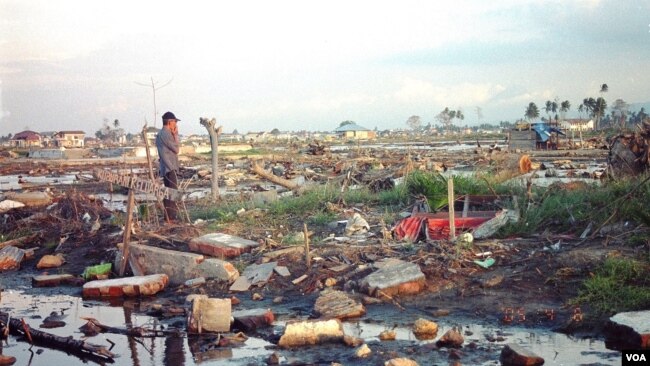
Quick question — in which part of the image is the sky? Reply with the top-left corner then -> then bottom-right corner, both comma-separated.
1,0 -> 649,136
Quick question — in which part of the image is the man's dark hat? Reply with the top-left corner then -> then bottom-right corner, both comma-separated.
162,111 -> 180,121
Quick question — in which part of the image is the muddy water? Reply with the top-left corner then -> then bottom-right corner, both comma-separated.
0,290 -> 621,366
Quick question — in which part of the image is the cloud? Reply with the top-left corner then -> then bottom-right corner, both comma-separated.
394,78 -> 506,107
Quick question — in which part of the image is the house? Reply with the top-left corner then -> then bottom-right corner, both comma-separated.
560,119 -> 594,131
144,127 -> 159,144
40,131 -> 58,147
54,131 -> 85,147
334,123 -> 376,140
11,130 -> 42,148
244,132 -> 268,143
532,123 -> 565,150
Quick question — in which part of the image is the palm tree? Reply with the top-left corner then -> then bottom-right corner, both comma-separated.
544,100 -> 558,124
560,100 -> 571,121
525,102 -> 539,122
595,83 -> 608,129
113,119 -> 120,129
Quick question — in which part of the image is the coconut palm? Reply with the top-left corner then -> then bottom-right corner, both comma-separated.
560,100 -> 571,120
525,102 -> 539,122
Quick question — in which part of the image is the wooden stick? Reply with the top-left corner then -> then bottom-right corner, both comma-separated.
119,188 -> 135,277
250,160 -> 299,190
303,223 -> 311,269
447,177 -> 456,241
0,233 -> 40,250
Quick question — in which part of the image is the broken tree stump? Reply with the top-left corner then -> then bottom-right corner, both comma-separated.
250,160 -> 299,190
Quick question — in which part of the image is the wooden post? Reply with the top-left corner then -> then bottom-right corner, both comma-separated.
141,124 -> 165,222
462,195 -> 470,218
303,223 -> 311,269
119,188 -> 135,277
447,177 -> 456,241
200,118 -> 222,202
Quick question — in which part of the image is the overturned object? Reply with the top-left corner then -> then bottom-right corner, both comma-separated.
82,274 -> 169,298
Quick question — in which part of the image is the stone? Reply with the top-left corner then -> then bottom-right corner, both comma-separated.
0,246 -> 25,271
36,254 -> 65,269
359,259 -> 425,297
384,358 -> 419,366
32,274 -> 80,287
116,242 -> 238,285
379,330 -> 396,341
187,297 -> 231,333
189,233 -> 260,259
355,344 -> 372,358
436,328 -> 464,348
185,294 -> 208,304
606,310 -> 650,349
412,318 -> 438,340
232,308 -> 274,331
343,335 -> 364,347
314,290 -> 366,320
82,274 -> 169,298
499,343 -> 544,366
229,262 -> 277,292
266,352 -> 280,365
278,319 -> 344,348
481,274 -> 504,288
274,266 -> 291,277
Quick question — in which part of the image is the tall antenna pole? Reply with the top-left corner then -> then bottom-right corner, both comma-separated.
135,77 -> 173,128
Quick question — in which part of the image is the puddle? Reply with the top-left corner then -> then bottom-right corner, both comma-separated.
0,290 -> 273,365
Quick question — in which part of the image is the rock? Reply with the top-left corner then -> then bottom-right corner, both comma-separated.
324,277 -> 337,287
0,246 -> 25,271
500,343 -> 544,366
314,290 -> 366,320
432,309 -> 451,317
272,296 -> 284,304
274,266 -> 291,277
605,310 -> 650,349
355,344 -> 372,358
36,254 -> 65,269
481,274 -> 504,288
384,358 -> 419,366
278,319 -> 344,348
436,328 -> 464,348
41,312 -> 66,328
359,259 -> 426,297
187,297 -> 231,333
379,330 -> 396,341
188,233 -> 260,259
185,294 -> 208,304
252,293 -> 264,301
233,308 -> 274,331
266,352 -> 280,365
82,274 -> 169,298
412,318 -> 438,340
343,335 -> 364,347
0,354 -> 16,366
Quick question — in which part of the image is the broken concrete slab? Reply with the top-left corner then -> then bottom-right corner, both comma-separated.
232,308 -> 275,332
116,242 -> 238,285
0,199 -> 25,212
278,319 -> 345,348
82,274 -> 169,298
229,262 -> 277,292
359,259 -> 426,297
473,209 -> 520,239
187,297 -> 231,333
499,343 -> 544,366
189,233 -> 260,259
274,266 -> 291,277
435,328 -> 464,348
605,310 -> 650,349
0,246 -> 25,271
314,290 -> 366,320
32,274 -> 81,287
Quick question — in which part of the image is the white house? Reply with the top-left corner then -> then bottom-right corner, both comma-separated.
560,119 -> 594,131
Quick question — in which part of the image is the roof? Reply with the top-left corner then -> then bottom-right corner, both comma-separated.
532,123 -> 565,142
13,130 -> 41,140
334,123 -> 370,132
57,130 -> 86,135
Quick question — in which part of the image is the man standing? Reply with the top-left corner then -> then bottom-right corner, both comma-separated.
156,111 -> 180,222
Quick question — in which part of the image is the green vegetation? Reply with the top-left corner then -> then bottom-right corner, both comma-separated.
573,257 -> 650,315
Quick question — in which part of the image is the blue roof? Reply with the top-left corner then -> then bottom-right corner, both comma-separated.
531,123 -> 565,142
334,123 -> 370,132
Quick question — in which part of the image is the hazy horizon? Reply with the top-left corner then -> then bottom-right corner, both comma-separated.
2,0 -> 649,136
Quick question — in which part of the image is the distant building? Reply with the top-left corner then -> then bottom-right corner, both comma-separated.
144,127 -> 159,144
54,130 -> 85,147
334,123 -> 376,140
560,119 -> 594,131
11,130 -> 42,148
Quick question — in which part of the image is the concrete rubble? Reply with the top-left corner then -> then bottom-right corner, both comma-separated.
82,274 -> 169,297
499,344 -> 545,366
313,289 -> 366,320
0,246 -> 25,271
278,319 -> 345,348
116,242 -> 239,285
605,310 -> 650,349
229,261 -> 277,292
232,308 -> 275,331
188,232 -> 260,258
359,258 -> 426,297
187,297 -> 231,333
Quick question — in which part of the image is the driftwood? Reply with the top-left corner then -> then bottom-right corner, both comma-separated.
250,160 -> 299,190
0,233 -> 41,250
0,312 -> 115,363
79,317 -> 182,338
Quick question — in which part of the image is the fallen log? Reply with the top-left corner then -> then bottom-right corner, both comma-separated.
0,312 -> 115,363
0,233 -> 41,250
79,317 -> 183,338
250,160 -> 299,190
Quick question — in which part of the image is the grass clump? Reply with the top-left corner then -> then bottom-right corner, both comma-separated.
572,257 -> 650,315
